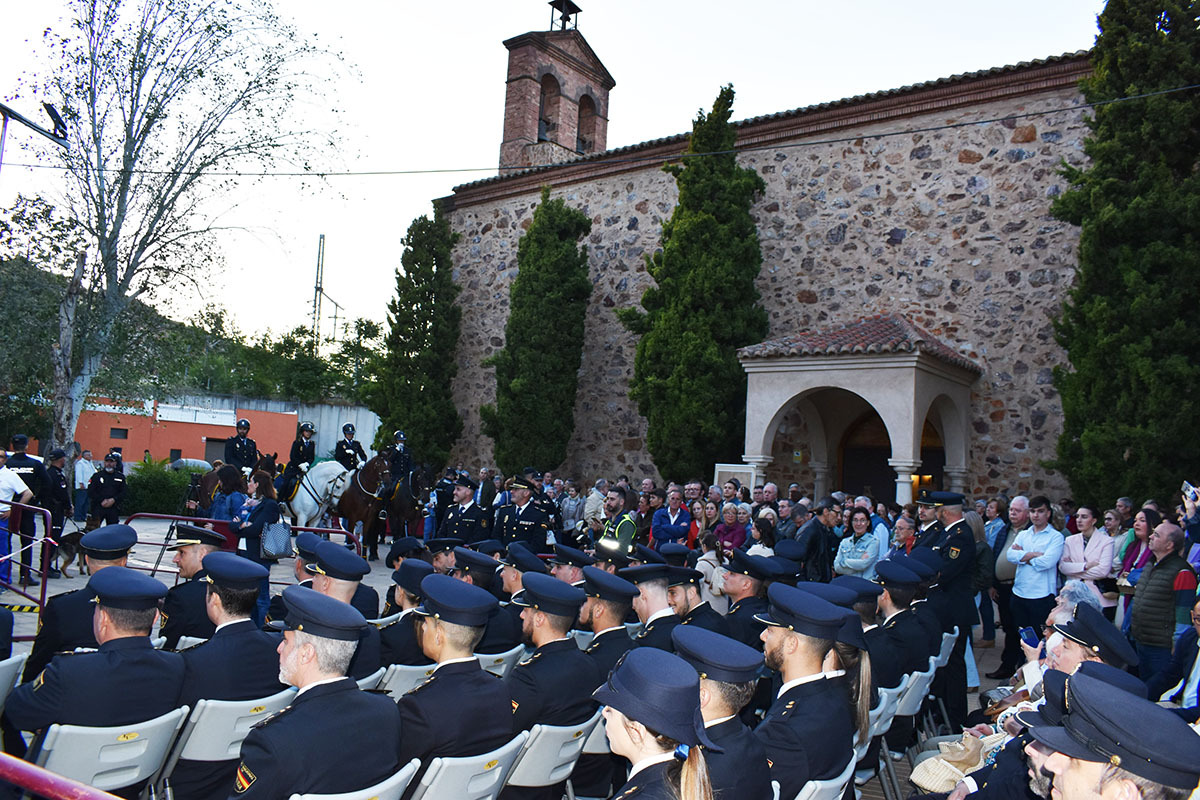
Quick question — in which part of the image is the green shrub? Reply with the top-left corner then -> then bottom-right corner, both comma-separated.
123,460 -> 207,515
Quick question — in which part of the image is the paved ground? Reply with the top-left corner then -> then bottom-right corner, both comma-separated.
3,517 -> 398,651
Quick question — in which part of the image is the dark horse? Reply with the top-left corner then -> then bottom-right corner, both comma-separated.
386,461 -> 433,544
335,452 -> 392,561
192,453 -> 276,517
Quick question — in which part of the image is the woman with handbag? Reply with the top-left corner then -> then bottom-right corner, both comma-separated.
1058,505 -> 1117,620
1115,508 -> 1160,628
231,469 -> 281,626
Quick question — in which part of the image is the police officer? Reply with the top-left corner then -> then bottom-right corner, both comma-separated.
397,574 -> 514,787
868,562 -> 931,677
449,546 -> 519,654
174,552 -> 286,800
912,489 -> 945,549
4,566 -> 185,783
224,418 -> 258,475
923,490 -> 976,730
618,564 -> 680,652
380,559 -> 435,666
668,566 -> 732,637
387,430 -> 411,491
279,422 -> 316,500
232,586 -> 401,800
160,524 -> 225,649
671,625 -> 772,800
496,542 -> 550,631
302,540 -> 381,679
437,474 -> 489,544
523,467 -> 563,542
334,423 -> 367,472
548,543 -> 594,586
579,566 -> 638,678
722,551 -> 773,650
23,524 -> 138,682
494,476 -> 550,550
6,434 -> 48,586
596,486 -> 637,557
87,453 -> 126,528
44,448 -> 72,579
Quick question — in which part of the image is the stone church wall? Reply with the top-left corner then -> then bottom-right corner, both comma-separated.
444,80 -> 1090,499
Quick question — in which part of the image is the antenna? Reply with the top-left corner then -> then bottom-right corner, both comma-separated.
310,234 -> 346,356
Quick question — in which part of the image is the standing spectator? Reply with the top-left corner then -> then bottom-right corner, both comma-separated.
208,465 -> 247,524
1116,508 -> 1159,626
0,451 -> 33,587
633,493 -> 653,546
1102,508 -> 1124,539
834,507 -> 879,579
884,515 -> 917,559
583,478 -> 608,537
1115,496 -> 1136,531
1129,522 -> 1197,684
1058,504 -> 1116,619
230,470 -> 280,626
1144,595 -> 1200,716
986,495 -> 1025,680
796,497 -> 841,583
695,533 -> 728,613
686,499 -> 708,549
776,498 -> 796,540
86,453 -> 126,528
746,518 -> 776,557
559,481 -> 586,537
854,495 -> 891,562
651,488 -> 691,549
713,503 -> 746,554
72,449 -> 95,522
1001,495 -> 1064,677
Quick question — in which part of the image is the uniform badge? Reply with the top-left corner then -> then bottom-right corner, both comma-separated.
33,671 -> 45,692
511,699 -> 520,713
234,763 -> 257,792
949,547 -> 961,559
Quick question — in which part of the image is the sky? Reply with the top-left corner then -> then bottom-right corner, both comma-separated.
0,0 -> 1106,343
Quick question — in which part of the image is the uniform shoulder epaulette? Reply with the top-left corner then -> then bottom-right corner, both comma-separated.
380,618 -> 402,630
175,639 -> 207,652
405,674 -> 438,695
251,703 -> 295,729
517,651 -> 542,668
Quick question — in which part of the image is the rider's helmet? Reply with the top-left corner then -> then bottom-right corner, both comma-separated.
394,430 -> 406,443
299,422 -> 315,434
343,423 -> 356,436
236,418 -> 251,432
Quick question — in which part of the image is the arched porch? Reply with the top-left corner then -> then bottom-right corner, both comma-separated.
737,315 -> 982,504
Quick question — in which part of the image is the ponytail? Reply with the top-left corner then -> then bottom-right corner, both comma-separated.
679,744 -> 713,800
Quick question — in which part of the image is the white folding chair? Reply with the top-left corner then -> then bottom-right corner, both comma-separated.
478,645 -> 525,679
356,667 -> 386,691
853,677 -> 908,799
288,758 -> 421,800
175,636 -> 208,651
153,688 -> 294,793
505,709 -> 601,789
29,705 -> 189,794
151,636 -> 167,649
792,756 -> 855,800
565,715 -> 613,800
407,731 -> 528,800
369,612 -> 403,628
376,663 -> 438,699
929,626 -> 960,732
623,622 -> 642,639
0,653 -> 28,716
571,629 -> 593,650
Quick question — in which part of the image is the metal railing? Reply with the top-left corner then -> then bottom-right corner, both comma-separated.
0,499 -> 54,638
0,751 -> 119,800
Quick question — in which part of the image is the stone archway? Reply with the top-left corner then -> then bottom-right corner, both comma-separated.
738,315 -> 981,503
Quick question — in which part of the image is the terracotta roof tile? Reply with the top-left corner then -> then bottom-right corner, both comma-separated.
738,314 -> 983,375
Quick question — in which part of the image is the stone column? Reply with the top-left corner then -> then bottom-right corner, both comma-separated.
742,454 -> 772,489
809,461 -> 831,500
888,459 -> 922,505
943,467 -> 969,495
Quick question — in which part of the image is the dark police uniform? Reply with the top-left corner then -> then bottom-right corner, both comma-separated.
334,437 -> 367,472
45,461 -> 71,533
438,501 -> 489,544
495,501 -> 550,551
87,467 -> 126,525
726,596 -> 768,650
609,760 -> 673,800
6,447 -> 49,559
233,586 -> 399,800
584,627 -> 633,679
681,601 -> 732,638
5,567 -> 185,797
752,585 -> 856,800
160,570 -> 217,650
923,507 -> 977,729
224,434 -> 258,472
380,559 -> 435,666
632,612 -> 678,652
22,525 -> 138,682
280,437 -> 316,500
397,574 -> 514,797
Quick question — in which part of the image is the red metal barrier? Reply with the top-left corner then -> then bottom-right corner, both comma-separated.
0,751 -> 119,800
0,499 -> 54,638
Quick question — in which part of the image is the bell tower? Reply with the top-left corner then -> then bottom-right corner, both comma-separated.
499,1 -> 615,172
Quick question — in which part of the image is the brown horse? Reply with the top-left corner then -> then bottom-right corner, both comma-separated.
386,462 -> 432,543
192,453 -> 276,517
335,452 -> 391,561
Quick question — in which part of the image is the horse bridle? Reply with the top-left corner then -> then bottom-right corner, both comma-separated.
355,458 -> 389,500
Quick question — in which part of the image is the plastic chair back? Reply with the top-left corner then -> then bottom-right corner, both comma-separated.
32,705 -> 189,792
623,622 -> 642,639
151,636 -> 167,649
356,667 -> 386,691
894,658 -> 937,717
791,756 -> 855,800
407,731 -> 528,800
571,629 -> 593,650
0,653 -> 28,717
478,645 -> 525,679
506,709 -> 602,787
287,758 -> 421,800
377,663 -> 438,699
934,626 -> 958,668
369,613 -> 403,628
175,636 -> 209,651
580,714 -> 610,755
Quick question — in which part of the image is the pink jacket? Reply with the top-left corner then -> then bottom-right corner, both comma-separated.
1059,531 -> 1116,607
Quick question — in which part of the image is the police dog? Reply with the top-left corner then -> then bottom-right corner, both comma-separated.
55,522 -> 89,578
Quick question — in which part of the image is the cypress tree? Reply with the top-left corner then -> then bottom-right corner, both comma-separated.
481,186 -> 592,475
618,85 -> 768,479
1051,0 -> 1200,504
369,210 -> 462,467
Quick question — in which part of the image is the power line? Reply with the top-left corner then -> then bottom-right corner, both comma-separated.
3,82 -> 1198,180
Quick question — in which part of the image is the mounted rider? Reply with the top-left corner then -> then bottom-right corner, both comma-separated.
378,431 -> 413,521
278,422 -> 316,501
335,423 -> 368,472
224,418 -> 258,476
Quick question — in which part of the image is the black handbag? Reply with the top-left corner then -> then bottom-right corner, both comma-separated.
260,520 -> 292,560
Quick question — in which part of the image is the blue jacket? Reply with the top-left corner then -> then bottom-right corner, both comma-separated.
651,506 -> 692,546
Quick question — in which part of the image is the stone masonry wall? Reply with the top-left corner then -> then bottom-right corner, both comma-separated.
446,84 -> 1090,499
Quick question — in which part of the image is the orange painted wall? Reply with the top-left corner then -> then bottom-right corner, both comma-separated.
73,403 -> 299,464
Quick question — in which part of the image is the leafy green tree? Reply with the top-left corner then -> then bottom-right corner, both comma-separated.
481,187 -> 592,475
618,86 -> 768,479
1051,0 -> 1200,505
332,318 -> 383,404
370,212 -> 462,468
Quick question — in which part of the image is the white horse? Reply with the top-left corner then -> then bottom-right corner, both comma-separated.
280,460 -> 351,528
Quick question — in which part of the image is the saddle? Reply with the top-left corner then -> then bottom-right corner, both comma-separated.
280,480 -> 300,502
